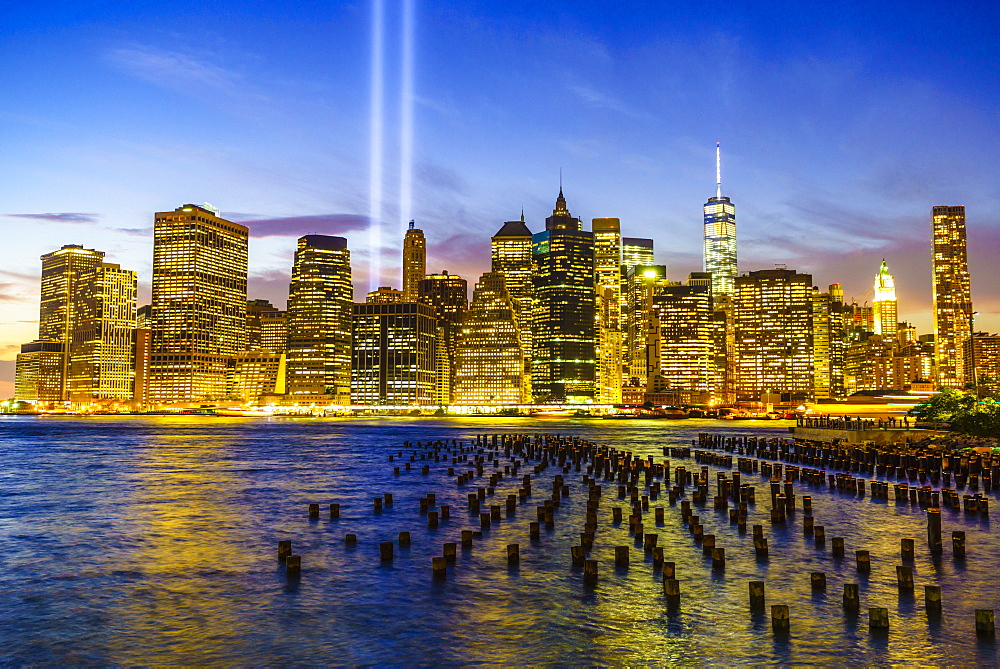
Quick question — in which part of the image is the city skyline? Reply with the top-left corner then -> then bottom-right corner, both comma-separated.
2,1 -> 1000,395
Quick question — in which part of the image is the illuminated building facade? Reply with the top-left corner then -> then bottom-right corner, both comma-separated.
964,333 -> 1000,396
37,244 -> 105,399
621,237 -> 654,269
734,268 -> 813,402
531,190 -> 596,402
351,303 -> 437,405
418,271 -> 468,404
229,350 -> 285,403
592,218 -> 622,403
703,143 -> 737,302
491,217 -> 534,385
812,283 -> 847,400
624,264 -> 667,387
366,286 -> 403,304
149,204 -> 248,403
453,272 -> 524,405
401,220 -> 426,302
872,260 -> 898,337
247,299 -> 287,353
932,205 -> 973,388
284,235 -> 353,403
848,301 -> 875,335
68,263 -> 137,403
845,334 -> 894,392
14,341 -> 63,402
650,280 -> 715,405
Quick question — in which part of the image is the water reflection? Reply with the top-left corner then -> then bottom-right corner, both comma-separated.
0,416 -> 996,664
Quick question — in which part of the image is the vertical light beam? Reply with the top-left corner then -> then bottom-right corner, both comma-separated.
369,0 -> 385,292
399,0 -> 415,237
716,141 -> 722,199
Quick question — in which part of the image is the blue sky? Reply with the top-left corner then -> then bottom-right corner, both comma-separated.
1,0 -> 999,394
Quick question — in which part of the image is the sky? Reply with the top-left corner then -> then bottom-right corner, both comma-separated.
1,0 -> 999,396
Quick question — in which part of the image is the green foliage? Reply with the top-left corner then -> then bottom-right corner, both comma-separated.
910,388 -> 1000,437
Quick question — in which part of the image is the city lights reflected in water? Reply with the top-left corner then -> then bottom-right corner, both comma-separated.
0,416 -> 997,664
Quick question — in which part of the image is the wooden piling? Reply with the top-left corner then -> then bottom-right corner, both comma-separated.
507,543 -> 520,565
811,572 -> 826,590
398,531 -> 411,546
896,565 -> 914,590
924,585 -> 942,615
380,542 -> 394,562
583,559 -> 599,584
771,605 -> 790,633
832,537 -> 845,557
345,533 -> 357,545
976,610 -> 995,637
432,556 -> 447,576
901,538 -> 914,560
427,511 -> 439,529
278,540 -> 292,562
814,526 -> 826,544
869,607 -> 889,630
309,503 -> 319,518
285,554 -> 301,576
702,534 -> 716,557
571,545 -> 585,566
615,545 -> 629,567
663,561 -> 676,579
712,547 -> 725,571
952,531 -> 966,558
329,503 -> 340,519
664,578 -> 681,607
461,529 -> 473,548
856,550 -> 871,573
843,583 -> 860,612
927,508 -> 942,554
529,521 -> 540,539
749,581 -> 766,611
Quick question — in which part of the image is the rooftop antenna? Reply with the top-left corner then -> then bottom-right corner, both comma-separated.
715,142 -> 722,199
520,208 -> 525,223
408,219 -> 415,230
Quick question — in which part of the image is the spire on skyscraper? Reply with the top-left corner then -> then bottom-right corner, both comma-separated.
716,142 -> 722,199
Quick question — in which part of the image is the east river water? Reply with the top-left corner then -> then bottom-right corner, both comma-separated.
0,415 -> 997,664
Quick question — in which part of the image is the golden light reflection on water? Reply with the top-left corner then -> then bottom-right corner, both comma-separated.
110,417 -> 258,661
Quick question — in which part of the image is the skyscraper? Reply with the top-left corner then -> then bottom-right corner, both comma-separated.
37,244 -> 105,399
284,235 -> 353,403
872,260 -> 898,337
401,220 -> 426,302
592,218 -> 622,403
812,283 -> 847,400
351,303 -> 438,405
649,279 -> 715,405
453,272 -> 524,405
624,264 -> 668,388
67,262 -> 137,403
491,216 -> 534,388
149,204 -> 249,403
247,299 -> 287,354
621,238 -> 654,269
734,268 -> 813,402
532,190 -> 596,403
418,271 -> 468,405
704,143 -> 737,302
932,205 -> 973,388
366,286 -> 404,304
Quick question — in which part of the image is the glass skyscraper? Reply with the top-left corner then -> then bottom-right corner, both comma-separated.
932,205 -> 973,388
703,143 -> 737,301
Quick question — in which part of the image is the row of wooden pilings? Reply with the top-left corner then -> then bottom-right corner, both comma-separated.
274,431 -> 996,638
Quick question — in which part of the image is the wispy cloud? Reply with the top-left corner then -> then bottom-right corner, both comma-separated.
568,83 -> 644,118
0,282 -> 26,303
233,213 -> 370,239
106,45 -> 262,102
5,212 -> 99,223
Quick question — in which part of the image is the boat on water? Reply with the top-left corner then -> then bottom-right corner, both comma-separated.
215,407 -> 274,417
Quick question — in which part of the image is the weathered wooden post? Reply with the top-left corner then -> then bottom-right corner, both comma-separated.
571,545 -> 585,566
345,534 -> 357,545
615,545 -> 629,567
663,561 -> 676,579
432,556 -> 447,577
278,540 -> 292,562
529,521 -> 540,539
814,525 -> 826,544
749,581 -> 766,611
309,503 -> 320,518
380,542 -> 394,562
285,555 -> 301,576
329,503 -> 340,519
927,507 -> 942,554
771,605 -> 790,633
584,559 -> 599,584
461,529 -> 473,548
664,578 -> 681,608
398,531 -> 411,546
976,610 -> 995,637
856,550 -> 871,573
901,538 -> 914,560
507,543 -> 520,565
843,583 -> 860,613
925,585 -> 942,615
952,531 -> 966,558
712,547 -> 726,571
811,572 -> 826,590
832,537 -> 845,557
896,565 -> 914,591
869,607 -> 889,630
